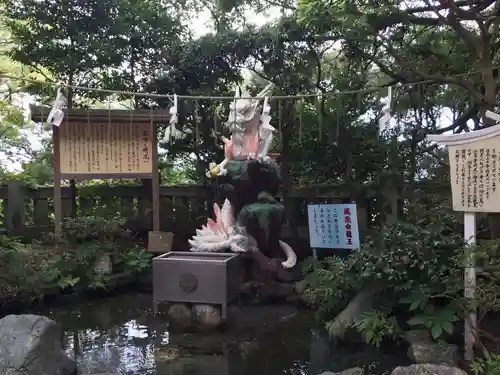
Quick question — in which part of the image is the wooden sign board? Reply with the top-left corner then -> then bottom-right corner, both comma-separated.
448,137 -> 500,212
428,122 -> 500,213
58,122 -> 153,178
425,114 -> 500,362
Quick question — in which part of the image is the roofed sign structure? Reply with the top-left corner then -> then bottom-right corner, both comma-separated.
428,117 -> 500,213
30,105 -> 171,237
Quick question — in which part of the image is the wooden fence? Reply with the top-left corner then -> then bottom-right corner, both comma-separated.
0,179 -> 451,240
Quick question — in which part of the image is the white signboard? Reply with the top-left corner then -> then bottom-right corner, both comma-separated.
307,203 -> 360,250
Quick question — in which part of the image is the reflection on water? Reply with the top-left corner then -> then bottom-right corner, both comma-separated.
32,294 -> 409,375
65,321 -> 158,374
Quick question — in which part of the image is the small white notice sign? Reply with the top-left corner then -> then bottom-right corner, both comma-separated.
307,203 -> 360,250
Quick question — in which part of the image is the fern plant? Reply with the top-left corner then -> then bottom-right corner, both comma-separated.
354,310 -> 401,348
471,354 -> 500,375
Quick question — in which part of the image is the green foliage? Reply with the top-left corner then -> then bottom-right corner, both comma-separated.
0,0 -> 473,190
471,354 -> 500,375
116,246 -> 153,274
351,209 -> 464,290
14,137 -> 54,186
60,215 -> 125,244
300,206 -> 500,346
0,215 -> 151,301
406,303 -> 460,340
0,99 -> 32,165
39,240 -> 108,291
354,310 -> 401,348
0,236 -> 42,296
2,0 -> 185,89
301,256 -> 358,318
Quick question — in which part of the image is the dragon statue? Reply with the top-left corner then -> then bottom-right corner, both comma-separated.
188,84 -> 297,281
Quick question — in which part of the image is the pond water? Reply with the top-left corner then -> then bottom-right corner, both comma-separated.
32,293 -> 410,375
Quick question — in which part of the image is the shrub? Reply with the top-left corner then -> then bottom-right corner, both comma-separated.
301,206 -> 500,346
354,310 -> 401,347
301,256 -> 358,319
0,236 -> 46,298
0,215 -> 152,301
471,354 -> 500,375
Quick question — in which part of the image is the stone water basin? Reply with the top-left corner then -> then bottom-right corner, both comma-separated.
32,293 -> 409,375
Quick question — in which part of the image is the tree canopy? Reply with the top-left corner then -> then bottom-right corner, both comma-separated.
0,0 -> 495,189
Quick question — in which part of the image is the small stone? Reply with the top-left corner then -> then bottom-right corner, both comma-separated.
403,330 -> 432,344
337,367 -> 365,375
407,342 -> 459,366
391,364 -> 467,375
319,368 -> 364,375
192,304 -> 222,328
167,304 -> 192,327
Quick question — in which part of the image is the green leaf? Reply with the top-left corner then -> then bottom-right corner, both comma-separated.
407,316 -> 426,326
365,330 -> 373,344
431,325 -> 443,340
399,295 -> 412,304
409,299 -> 421,311
442,321 -> 454,335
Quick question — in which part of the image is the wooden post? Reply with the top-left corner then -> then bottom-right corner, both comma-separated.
33,198 -> 50,227
464,211 -> 477,361
424,122 -> 500,361
53,126 -> 62,239
151,121 -> 160,232
30,105 -> 171,241
5,180 -> 26,235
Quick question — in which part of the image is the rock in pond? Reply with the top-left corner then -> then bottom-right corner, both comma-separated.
403,330 -> 432,344
192,304 -> 222,328
167,303 -> 192,328
319,367 -> 364,375
0,314 -> 76,375
407,342 -> 459,366
156,354 -> 230,375
391,364 -> 467,375
327,284 -> 387,342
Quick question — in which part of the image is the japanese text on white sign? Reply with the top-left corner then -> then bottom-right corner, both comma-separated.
307,204 -> 360,250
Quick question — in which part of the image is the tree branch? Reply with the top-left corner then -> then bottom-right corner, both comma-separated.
377,36 -> 480,101
442,0 -> 482,52
405,0 -> 492,15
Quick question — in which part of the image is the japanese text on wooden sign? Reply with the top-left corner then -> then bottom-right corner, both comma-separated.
58,122 -> 153,176
448,137 -> 500,212
307,204 -> 360,249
